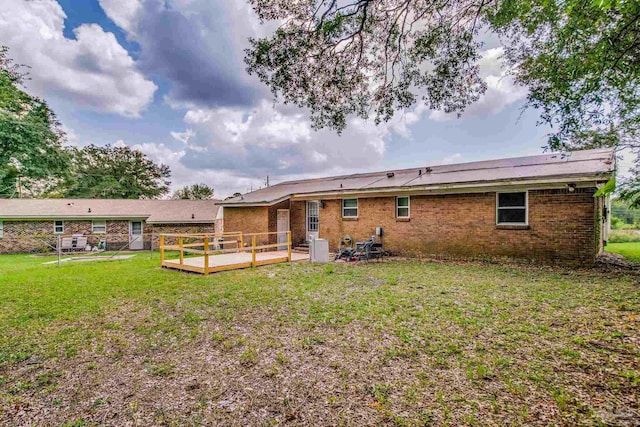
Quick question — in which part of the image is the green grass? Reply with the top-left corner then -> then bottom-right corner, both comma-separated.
606,241 -> 640,262
0,254 -> 638,426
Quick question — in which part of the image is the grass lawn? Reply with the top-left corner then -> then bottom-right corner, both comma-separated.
0,254 -> 638,426
607,242 -> 640,263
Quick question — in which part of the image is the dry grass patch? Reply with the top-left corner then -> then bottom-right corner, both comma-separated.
0,254 -> 638,426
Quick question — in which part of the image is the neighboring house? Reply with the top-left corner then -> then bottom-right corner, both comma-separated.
219,148 -> 615,265
0,199 -> 223,254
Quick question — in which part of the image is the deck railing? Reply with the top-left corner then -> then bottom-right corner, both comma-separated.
159,231 -> 292,274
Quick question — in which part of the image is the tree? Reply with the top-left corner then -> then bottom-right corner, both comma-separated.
246,1 -> 639,149
0,46 -> 69,196
62,144 -> 171,199
171,183 -> 215,200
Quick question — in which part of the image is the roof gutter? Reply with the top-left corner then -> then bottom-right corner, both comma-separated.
291,175 -> 609,200
219,173 -> 612,206
0,215 -> 150,220
216,195 -> 292,208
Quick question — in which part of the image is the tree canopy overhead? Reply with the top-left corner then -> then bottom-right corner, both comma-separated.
246,0 -> 488,132
246,0 -> 639,151
490,0 -> 640,152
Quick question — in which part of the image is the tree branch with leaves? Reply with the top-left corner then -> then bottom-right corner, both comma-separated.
246,0 -> 489,132
0,46 -> 70,197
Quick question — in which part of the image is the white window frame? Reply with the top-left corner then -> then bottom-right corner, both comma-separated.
396,196 -> 410,219
0,220 -> 3,238
496,191 -> 528,226
342,198 -> 358,218
54,220 -> 64,234
92,220 -> 107,234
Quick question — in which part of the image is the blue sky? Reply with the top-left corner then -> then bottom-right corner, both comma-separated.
1,0 -> 565,197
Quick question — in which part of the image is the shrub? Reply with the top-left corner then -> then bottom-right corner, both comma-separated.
608,231 -> 640,243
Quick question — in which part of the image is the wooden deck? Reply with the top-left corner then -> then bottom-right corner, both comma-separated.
159,231 -> 305,274
162,250 -> 309,274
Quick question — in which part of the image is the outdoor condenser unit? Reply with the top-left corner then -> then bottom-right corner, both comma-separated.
309,238 -> 329,263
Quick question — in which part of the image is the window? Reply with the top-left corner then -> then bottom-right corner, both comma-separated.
0,221 -> 3,238
496,192 -> 528,225
342,199 -> 358,218
396,196 -> 410,218
54,220 -> 64,234
92,220 -> 107,234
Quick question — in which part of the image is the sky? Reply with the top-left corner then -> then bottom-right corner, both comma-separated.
0,0 -> 627,198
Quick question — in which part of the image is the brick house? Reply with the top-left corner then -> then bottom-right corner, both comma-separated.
0,199 -> 223,254
218,149 -> 615,265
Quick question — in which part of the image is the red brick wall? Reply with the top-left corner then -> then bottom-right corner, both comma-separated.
284,188 -> 600,264
223,206 -> 269,247
290,201 -> 306,247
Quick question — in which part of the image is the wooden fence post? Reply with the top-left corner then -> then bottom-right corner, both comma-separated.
239,232 -> 244,253
287,231 -> 292,263
204,236 -> 210,275
251,235 -> 256,267
160,234 -> 165,265
179,236 -> 184,267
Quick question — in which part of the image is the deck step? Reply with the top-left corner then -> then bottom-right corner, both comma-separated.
293,246 -> 310,253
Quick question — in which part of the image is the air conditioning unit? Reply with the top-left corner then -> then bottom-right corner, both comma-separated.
309,238 -> 329,263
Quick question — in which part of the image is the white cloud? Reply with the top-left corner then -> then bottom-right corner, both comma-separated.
124,141 -> 260,197
441,153 -> 463,164
429,47 -> 527,121
0,0 -> 156,117
176,100 -> 422,179
98,0 -> 142,34
170,128 -> 195,144
119,99 -> 430,197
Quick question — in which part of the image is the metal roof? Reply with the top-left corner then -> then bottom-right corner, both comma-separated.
0,199 -> 221,224
219,148 -> 615,206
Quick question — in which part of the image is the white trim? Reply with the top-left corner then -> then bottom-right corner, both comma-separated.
396,196 -> 410,218
218,175 -> 611,207
342,198 -> 358,218
92,220 -> 107,234
290,176 -> 608,200
54,220 -> 64,234
496,191 -> 528,226
306,201 -> 320,241
129,220 -> 144,250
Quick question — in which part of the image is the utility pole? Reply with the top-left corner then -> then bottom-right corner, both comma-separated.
266,176 -> 270,187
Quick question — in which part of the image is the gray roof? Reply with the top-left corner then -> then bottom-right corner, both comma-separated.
220,148 -> 615,206
0,199 -> 221,224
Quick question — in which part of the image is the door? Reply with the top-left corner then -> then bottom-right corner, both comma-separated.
129,221 -> 144,250
277,209 -> 290,250
306,201 -> 319,241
